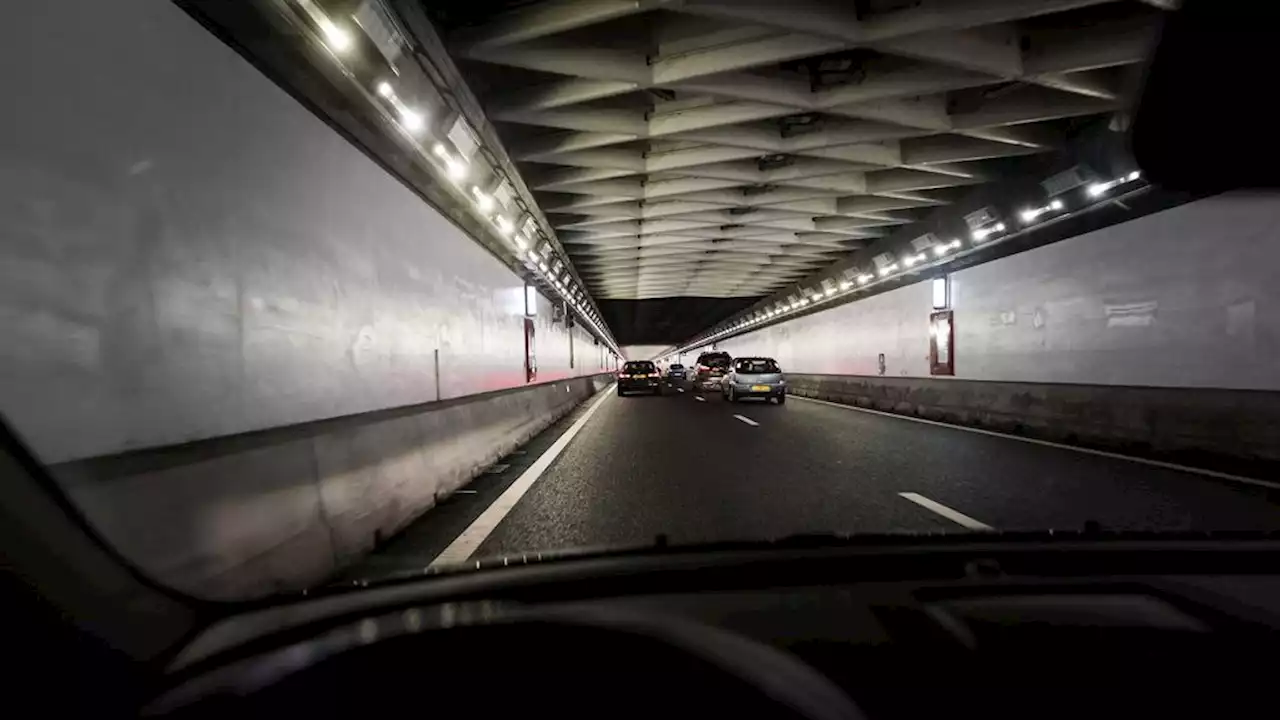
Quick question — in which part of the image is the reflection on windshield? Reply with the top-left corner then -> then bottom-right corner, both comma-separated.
6,0 -> 1280,601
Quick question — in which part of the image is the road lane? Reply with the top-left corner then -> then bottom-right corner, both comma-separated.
778,395 -> 1280,533
476,387 -> 1280,559
347,382 -> 1280,578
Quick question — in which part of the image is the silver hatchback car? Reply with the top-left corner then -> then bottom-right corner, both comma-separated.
721,357 -> 786,404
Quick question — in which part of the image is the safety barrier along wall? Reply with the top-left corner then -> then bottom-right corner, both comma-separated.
52,374 -> 614,599
784,374 -> 1280,475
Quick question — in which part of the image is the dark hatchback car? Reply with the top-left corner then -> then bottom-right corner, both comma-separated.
618,361 -> 661,396
693,352 -> 731,391
667,363 -> 687,383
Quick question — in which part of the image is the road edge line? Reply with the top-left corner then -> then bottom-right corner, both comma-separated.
429,384 -> 615,568
791,394 -> 1279,491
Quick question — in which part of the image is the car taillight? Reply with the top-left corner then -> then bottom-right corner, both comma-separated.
618,374 -> 630,379
648,373 -> 660,378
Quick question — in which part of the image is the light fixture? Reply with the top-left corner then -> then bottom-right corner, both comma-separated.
1127,170 -> 1141,181
513,233 -> 528,250
320,19 -> 353,53
446,158 -> 468,181
433,143 -> 448,158
878,263 -> 898,277
376,81 -> 394,98
399,108 -> 425,133
839,281 -> 852,290
904,255 -> 918,268
858,273 -> 874,284
472,187 -> 494,212
526,248 -> 539,261
496,216 -> 514,235
972,223 -> 1005,242
1050,198 -> 1064,211
933,243 -> 950,257
1086,182 -> 1110,198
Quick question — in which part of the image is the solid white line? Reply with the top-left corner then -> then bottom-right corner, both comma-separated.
694,395 -> 706,402
429,385 -> 615,568
899,492 -> 994,531
790,394 -> 1278,490
733,414 -> 759,427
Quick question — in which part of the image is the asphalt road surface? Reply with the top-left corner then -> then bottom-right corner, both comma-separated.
346,382 -> 1280,579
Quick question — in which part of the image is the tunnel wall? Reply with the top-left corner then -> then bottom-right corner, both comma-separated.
622,345 -> 675,361
704,192 -> 1280,467
710,193 -> 1280,390
0,0 -> 602,465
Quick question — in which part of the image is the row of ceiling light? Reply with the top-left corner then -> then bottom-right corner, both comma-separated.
677,170 -> 1145,354
290,0 -> 618,353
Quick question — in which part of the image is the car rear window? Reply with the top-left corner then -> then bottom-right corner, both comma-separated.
624,362 -> 655,372
699,354 -> 730,368
670,364 -> 683,370
734,359 -> 780,373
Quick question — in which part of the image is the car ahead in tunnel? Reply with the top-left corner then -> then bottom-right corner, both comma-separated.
693,352 -> 732,392
722,357 -> 786,404
666,363 -> 687,383
618,361 -> 661,396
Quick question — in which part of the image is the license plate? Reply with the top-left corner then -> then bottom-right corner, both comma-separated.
751,385 -> 770,392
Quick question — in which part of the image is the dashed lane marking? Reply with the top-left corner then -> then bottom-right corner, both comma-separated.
733,414 -> 759,427
898,492 -> 994,531
694,396 -> 706,402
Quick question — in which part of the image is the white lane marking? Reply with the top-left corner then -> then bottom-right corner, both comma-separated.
429,385 -> 615,568
790,395 -> 1278,491
677,388 -> 685,393
694,395 -> 706,402
899,492 -> 994,531
733,414 -> 759,427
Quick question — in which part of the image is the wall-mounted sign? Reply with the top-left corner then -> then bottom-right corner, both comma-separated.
448,117 -> 480,160
929,310 -> 955,376
932,276 -> 949,310
964,207 -> 996,231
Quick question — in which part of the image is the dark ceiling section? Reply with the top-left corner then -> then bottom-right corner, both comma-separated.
601,297 -> 762,347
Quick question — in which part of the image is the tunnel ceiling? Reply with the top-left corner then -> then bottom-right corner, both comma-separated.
424,0 -> 1165,344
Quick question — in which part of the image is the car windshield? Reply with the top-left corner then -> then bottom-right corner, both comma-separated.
7,0 -> 1280,603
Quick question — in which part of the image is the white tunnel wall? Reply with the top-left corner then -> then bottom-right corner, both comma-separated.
0,0 -> 602,463
709,192 -> 1280,391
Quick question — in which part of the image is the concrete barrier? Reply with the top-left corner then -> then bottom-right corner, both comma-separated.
50,374 -> 614,599
785,374 -> 1280,476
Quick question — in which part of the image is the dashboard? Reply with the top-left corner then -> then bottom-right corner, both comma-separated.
150,537 -> 1280,719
